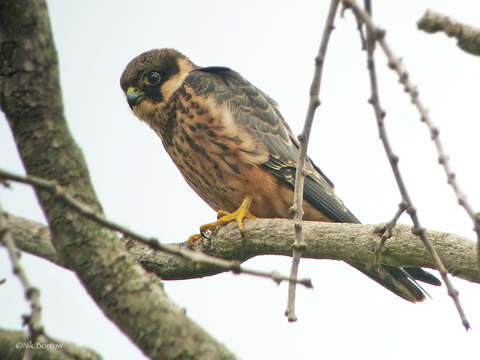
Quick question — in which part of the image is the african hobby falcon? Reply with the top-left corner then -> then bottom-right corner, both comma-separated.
120,48 -> 440,302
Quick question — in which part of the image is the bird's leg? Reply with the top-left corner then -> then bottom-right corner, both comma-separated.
188,196 -> 256,246
206,196 -> 256,233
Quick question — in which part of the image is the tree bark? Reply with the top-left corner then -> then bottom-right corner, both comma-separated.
0,1 -> 235,359
4,212 -> 479,284
418,10 -> 480,56
0,328 -> 101,360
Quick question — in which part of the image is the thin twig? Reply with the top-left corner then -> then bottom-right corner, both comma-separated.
355,8 -> 367,50
375,202 -> 407,264
0,168 -> 312,289
363,0 -> 407,265
355,3 -> 480,267
285,0 -> 340,322
0,204 -> 43,360
0,210 -> 80,360
348,0 -> 470,330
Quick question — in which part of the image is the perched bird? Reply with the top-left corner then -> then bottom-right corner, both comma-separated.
120,48 -> 440,302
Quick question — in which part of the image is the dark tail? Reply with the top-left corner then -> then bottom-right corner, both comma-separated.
350,263 -> 440,302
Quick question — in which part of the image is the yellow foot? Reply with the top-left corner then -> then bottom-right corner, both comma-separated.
187,196 -> 256,246
187,233 -> 203,246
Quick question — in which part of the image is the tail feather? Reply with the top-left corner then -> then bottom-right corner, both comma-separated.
349,263 -> 429,302
273,155 -> 442,302
404,267 -> 442,286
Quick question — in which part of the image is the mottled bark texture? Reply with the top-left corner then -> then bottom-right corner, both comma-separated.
4,213 -> 480,284
418,10 -> 480,56
0,1 -> 235,359
0,328 -> 101,360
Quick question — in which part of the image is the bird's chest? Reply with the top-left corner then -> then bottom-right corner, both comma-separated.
161,93 -> 258,212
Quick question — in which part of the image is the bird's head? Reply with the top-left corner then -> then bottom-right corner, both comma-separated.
120,48 -> 197,122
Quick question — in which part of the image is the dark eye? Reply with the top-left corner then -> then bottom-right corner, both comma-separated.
145,71 -> 161,85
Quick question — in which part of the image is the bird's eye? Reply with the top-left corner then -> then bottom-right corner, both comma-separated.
144,71 -> 161,85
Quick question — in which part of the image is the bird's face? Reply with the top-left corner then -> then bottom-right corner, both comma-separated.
120,49 -> 197,123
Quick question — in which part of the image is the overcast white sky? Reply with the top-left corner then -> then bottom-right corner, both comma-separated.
1,1 -> 479,359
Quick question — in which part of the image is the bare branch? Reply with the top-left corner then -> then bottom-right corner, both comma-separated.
0,203 -> 43,360
350,3 -> 480,265
286,0 -> 340,322
0,168 -> 312,288
345,0 -> 471,329
5,213 -> 480,285
418,10 -> 480,56
375,202 -> 407,264
0,211 -> 80,360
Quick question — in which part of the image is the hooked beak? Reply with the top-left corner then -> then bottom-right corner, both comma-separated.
126,86 -> 145,109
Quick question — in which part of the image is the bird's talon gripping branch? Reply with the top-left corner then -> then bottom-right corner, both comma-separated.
187,196 -> 255,245
200,196 -> 254,234
187,233 -> 202,247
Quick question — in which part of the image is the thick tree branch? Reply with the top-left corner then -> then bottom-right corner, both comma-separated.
0,1 -> 235,358
1,213 -> 60,266
0,328 -> 101,360
418,10 -> 480,56
5,213 -> 479,285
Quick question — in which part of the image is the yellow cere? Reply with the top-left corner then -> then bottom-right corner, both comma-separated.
127,86 -> 141,95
